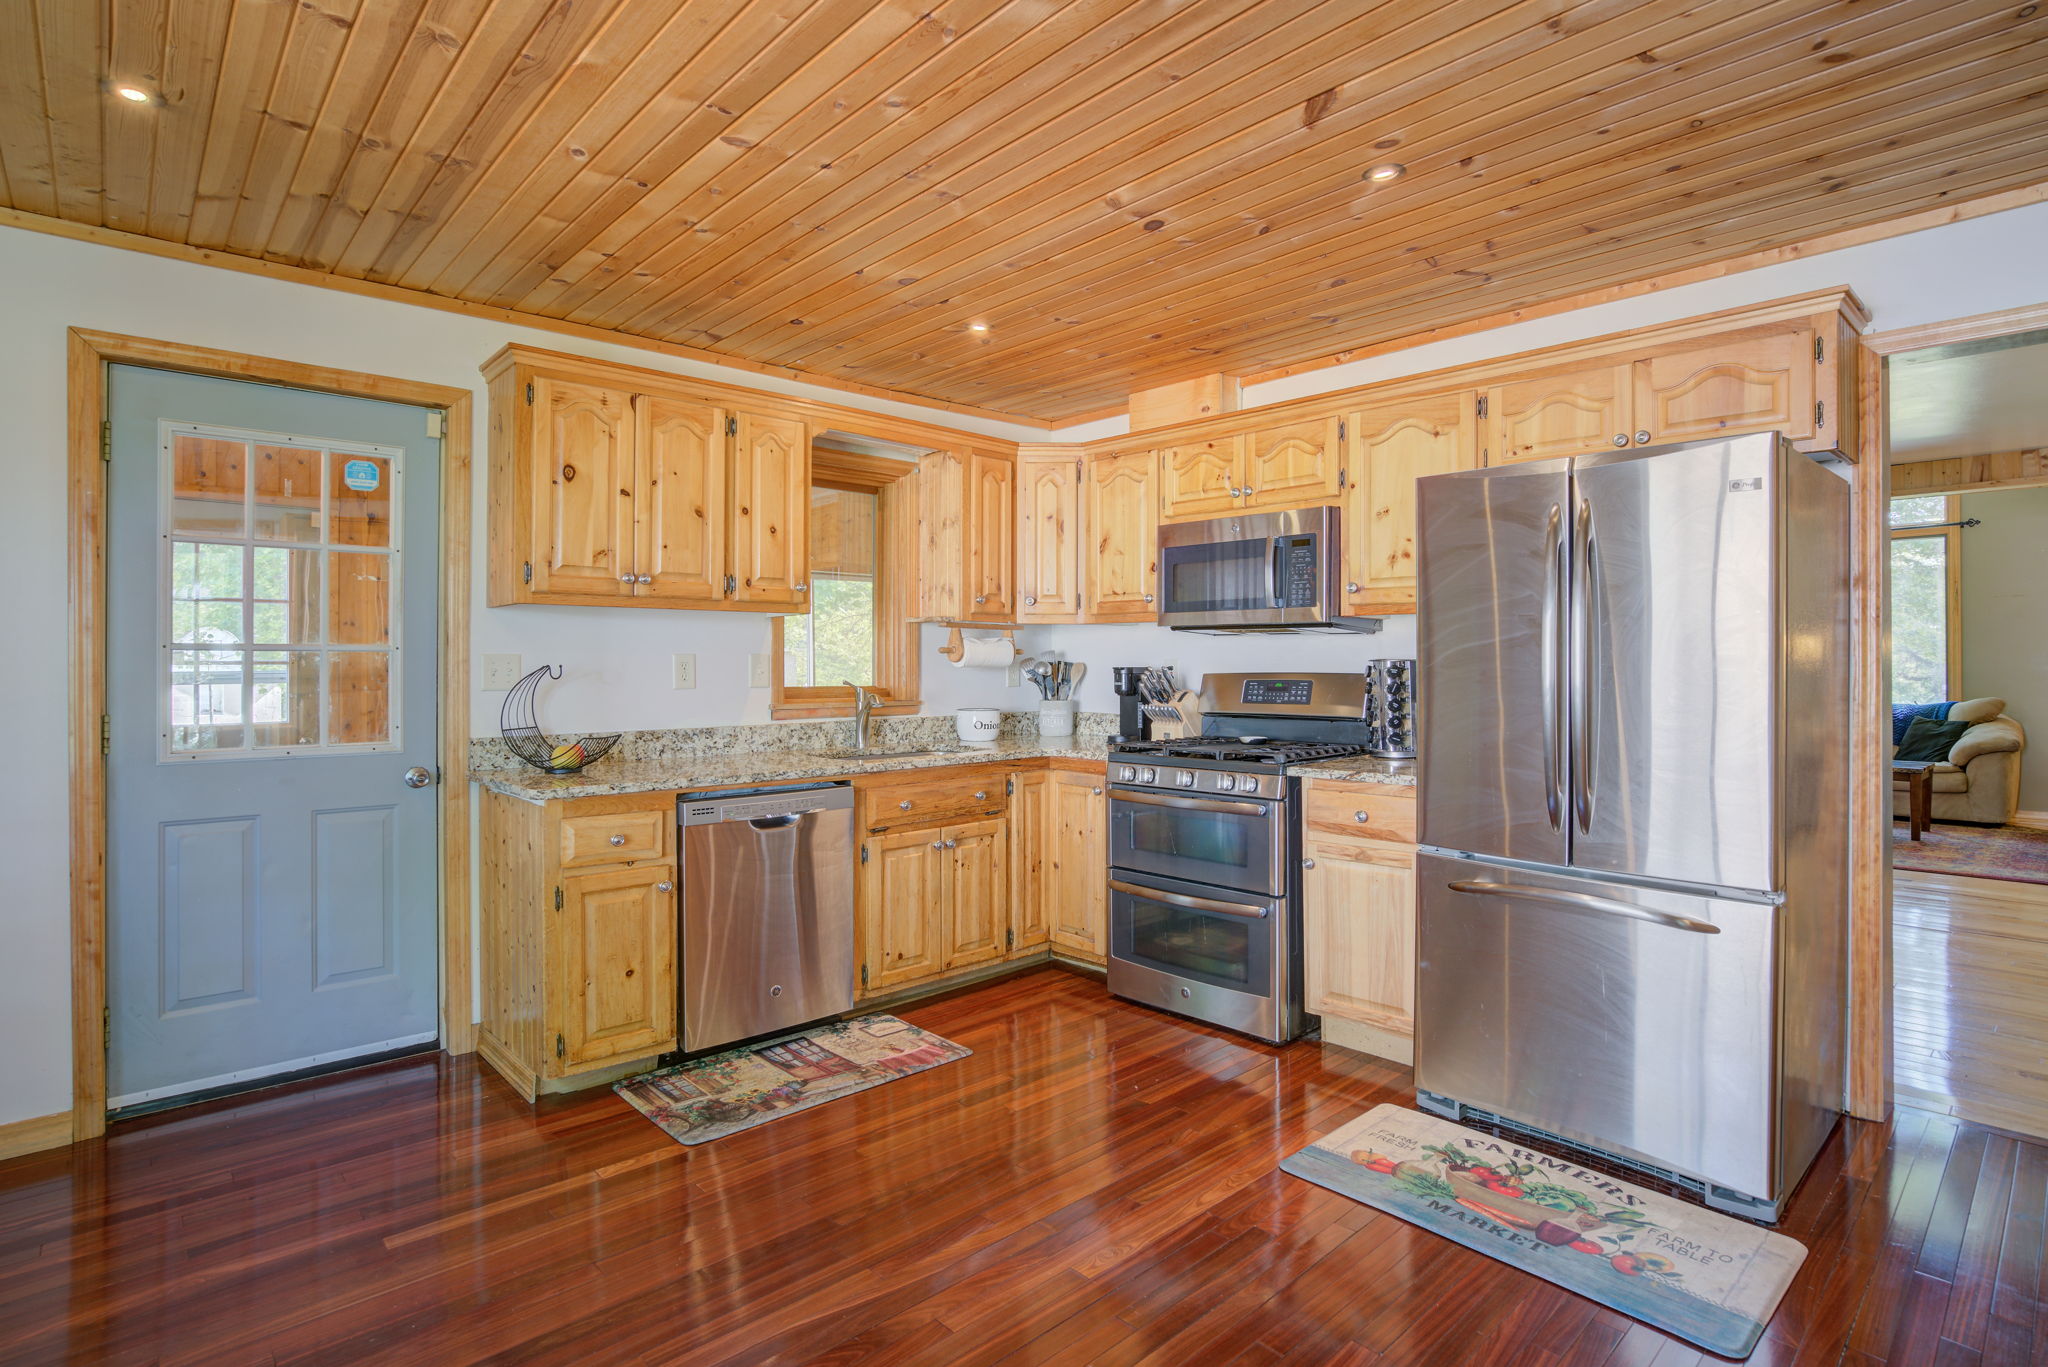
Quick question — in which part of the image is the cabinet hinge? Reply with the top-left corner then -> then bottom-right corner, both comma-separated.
1006,928 -> 1014,950
554,885 -> 563,911
860,964 -> 868,990
860,843 -> 869,864
1476,395 -> 1489,418
100,714 -> 110,756
1338,420 -> 1346,440
425,410 -> 446,439
1815,336 -> 1825,364
525,382 -> 535,405
100,419 -> 112,461
1336,468 -> 1347,491
1006,776 -> 1014,795
523,560 -> 533,585
726,416 -> 738,437
556,1033 -> 565,1059
1815,400 -> 1826,429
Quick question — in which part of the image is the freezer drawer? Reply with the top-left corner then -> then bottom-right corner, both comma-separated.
1414,852 -> 1778,1202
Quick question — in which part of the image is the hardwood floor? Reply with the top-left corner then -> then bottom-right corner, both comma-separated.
1895,869 -> 2048,1141
2,967 -> 2043,1366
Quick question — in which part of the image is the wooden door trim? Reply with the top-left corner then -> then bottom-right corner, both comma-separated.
66,328 -> 474,1145
1844,297 -> 2048,1124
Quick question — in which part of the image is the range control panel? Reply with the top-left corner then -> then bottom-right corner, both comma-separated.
1109,763 -> 1285,800
1240,678 -> 1313,707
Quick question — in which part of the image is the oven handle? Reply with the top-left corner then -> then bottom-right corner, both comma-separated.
1109,788 -> 1270,817
1109,879 -> 1271,919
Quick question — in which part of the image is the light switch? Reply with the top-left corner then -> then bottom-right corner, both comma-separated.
672,654 -> 697,690
749,653 -> 771,687
481,654 -> 522,691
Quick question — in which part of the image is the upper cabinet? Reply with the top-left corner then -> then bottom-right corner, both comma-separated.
1242,416 -> 1344,510
1015,451 -> 1082,623
1158,435 -> 1244,521
1485,363 -> 1633,466
487,350 -> 810,611
1082,450 -> 1159,622
918,447 -> 1015,623
1342,391 -> 1479,616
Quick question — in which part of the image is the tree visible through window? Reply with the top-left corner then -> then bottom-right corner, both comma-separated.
1888,494 -> 1960,705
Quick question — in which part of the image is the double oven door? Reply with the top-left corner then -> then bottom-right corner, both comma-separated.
1105,780 -> 1300,1043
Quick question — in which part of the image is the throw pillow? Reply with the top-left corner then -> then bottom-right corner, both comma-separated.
1897,716 -> 1969,763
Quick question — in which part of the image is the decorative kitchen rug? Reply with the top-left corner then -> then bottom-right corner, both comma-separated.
615,1015 -> 970,1146
1281,1105 -> 1806,1359
1893,819 -> 2048,885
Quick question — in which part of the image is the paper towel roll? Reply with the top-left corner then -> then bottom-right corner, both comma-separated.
952,635 -> 1018,669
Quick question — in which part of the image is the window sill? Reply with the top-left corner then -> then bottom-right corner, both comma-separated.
770,700 -> 923,722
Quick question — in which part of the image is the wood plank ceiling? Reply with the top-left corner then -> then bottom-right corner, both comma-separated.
3,0 -> 2045,422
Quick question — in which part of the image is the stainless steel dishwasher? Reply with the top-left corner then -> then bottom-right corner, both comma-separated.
679,783 -> 857,1054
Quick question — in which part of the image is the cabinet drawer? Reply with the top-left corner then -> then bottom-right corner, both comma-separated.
1303,782 -> 1417,844
560,808 -> 672,867
863,770 -> 1009,831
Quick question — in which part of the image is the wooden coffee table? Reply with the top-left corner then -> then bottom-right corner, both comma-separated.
1893,760 -> 1935,841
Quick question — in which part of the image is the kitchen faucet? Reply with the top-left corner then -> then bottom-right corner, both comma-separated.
844,681 -> 876,752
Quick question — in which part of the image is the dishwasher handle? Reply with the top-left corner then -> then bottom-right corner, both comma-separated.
747,814 -> 802,830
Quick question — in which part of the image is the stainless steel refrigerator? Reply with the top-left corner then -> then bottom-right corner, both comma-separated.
1413,431 -> 1850,1221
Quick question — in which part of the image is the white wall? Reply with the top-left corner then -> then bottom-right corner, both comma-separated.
1959,486 -> 2048,815
5,201 -> 2048,1128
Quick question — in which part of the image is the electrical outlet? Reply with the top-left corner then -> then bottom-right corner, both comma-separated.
481,654 -> 522,691
1006,661 -> 1022,688
671,653 -> 697,690
749,653 -> 770,688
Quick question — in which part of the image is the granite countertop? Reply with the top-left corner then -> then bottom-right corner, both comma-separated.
473,736 -> 1111,803
1287,756 -> 1419,787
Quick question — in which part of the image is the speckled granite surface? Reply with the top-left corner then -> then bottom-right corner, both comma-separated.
472,712 -> 1116,803
1289,756 -> 1419,787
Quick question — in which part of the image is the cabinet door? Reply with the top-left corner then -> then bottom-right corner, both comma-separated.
729,409 -> 810,607
530,375 -> 635,598
1343,391 -> 1478,616
964,450 -> 1015,621
1082,450 -> 1159,621
1008,772 -> 1051,951
1015,454 -> 1082,622
632,394 -> 727,603
1301,835 -> 1415,1034
861,828 -> 946,993
1632,328 -> 1816,446
1048,772 -> 1107,958
1158,436 -> 1244,521
1242,415 -> 1343,510
553,863 -> 677,1068
945,819 -> 1008,969
1486,363 -> 1633,465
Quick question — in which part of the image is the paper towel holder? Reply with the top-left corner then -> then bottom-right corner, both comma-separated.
937,624 -> 1015,663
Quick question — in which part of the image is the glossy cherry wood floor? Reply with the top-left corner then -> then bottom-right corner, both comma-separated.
2,968 -> 2044,1366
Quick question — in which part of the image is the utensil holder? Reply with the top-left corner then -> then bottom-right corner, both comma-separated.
1038,698 -> 1076,738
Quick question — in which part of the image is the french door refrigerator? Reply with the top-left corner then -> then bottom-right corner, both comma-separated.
1414,431 -> 1850,1221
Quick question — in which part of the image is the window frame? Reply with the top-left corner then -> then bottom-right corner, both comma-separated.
1887,492 -> 1963,703
770,446 -> 922,720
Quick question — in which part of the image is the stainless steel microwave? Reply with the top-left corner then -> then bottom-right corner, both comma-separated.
1155,506 -> 1379,632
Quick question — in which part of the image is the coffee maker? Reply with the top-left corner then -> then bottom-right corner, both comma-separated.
1111,666 -> 1150,743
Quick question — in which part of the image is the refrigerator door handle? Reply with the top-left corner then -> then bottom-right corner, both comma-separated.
1541,502 -> 1565,831
1570,496 -> 1597,834
1446,880 -> 1723,935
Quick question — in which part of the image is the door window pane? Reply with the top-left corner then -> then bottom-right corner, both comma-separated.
329,453 -> 393,547
327,552 -> 392,645
251,546 -> 321,644
252,444 -> 325,542
169,649 -> 247,752
328,653 -> 390,745
1890,534 -> 1951,703
252,651 -> 322,746
170,435 -> 247,537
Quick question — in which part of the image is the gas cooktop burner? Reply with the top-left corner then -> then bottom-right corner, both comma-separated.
1109,737 -> 1373,766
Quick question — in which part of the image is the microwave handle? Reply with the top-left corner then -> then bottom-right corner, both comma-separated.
1270,537 -> 1286,608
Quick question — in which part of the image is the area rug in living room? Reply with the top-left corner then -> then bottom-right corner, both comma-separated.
615,1015 -> 970,1145
1281,1105 -> 1806,1359
1892,820 -> 2048,885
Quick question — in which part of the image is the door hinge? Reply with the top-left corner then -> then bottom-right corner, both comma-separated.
1815,336 -> 1825,364
860,964 -> 868,990
860,843 -> 869,864
1005,777 -> 1014,795
556,1033 -> 565,1059
1476,395 -> 1489,418
525,382 -> 535,405
100,419 -> 112,461
1816,400 -> 1826,429
100,714 -> 110,756
523,560 -> 533,585
726,416 -> 739,437
554,885 -> 563,911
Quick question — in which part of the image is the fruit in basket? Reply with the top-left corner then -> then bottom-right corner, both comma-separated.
549,742 -> 586,769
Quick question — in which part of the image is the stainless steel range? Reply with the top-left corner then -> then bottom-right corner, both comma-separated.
1105,672 -> 1379,1044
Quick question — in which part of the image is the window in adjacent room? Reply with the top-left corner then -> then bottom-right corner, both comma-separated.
1888,493 -> 1961,704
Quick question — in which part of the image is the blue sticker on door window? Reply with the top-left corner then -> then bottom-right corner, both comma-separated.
342,459 -> 381,492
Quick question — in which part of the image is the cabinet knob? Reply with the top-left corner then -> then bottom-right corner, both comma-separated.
1634,430 -> 1651,445
932,839 -> 945,849
973,791 -> 987,801
1302,858 -> 1316,870
1346,582 -> 1360,593
794,581 -> 808,591
899,800 -> 913,810
1143,593 -> 1155,603
610,834 -> 627,846
1092,786 -> 1103,795
1024,595 -> 1037,607
1612,434 -> 1629,448
1242,486 -> 1254,495
974,594 -> 987,604
620,573 -> 635,584
656,881 -> 673,893
946,838 -> 958,849
1354,811 -> 1369,823
636,574 -> 652,584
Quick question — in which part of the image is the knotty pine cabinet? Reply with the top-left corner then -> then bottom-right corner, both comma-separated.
1300,778 -> 1419,1065
917,447 -> 1015,623
1046,770 -> 1109,962
1014,448 -> 1160,624
1015,451 -> 1083,622
485,347 -> 811,611
1158,418 -> 1342,520
1341,391 -> 1480,617
478,790 -> 679,1099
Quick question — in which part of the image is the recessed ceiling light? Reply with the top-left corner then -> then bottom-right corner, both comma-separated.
968,322 -> 989,333
112,84 -> 153,103
1364,162 -> 1406,182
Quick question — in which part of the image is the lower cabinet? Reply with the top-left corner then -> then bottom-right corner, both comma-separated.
1299,779 -> 1418,1063
860,816 -> 1012,995
1047,771 -> 1108,961
479,790 -> 679,1099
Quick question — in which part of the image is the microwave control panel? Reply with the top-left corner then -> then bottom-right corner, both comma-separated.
1275,534 -> 1319,607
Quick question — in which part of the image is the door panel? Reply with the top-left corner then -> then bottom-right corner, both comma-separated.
1416,457 -> 1570,867
107,366 -> 440,1109
1571,437 -> 1779,891
1415,853 -> 1777,1199
863,829 -> 945,990
730,410 -> 809,605
946,820 -> 1007,968
530,375 -> 632,597
1302,835 -> 1414,1033
1050,773 -> 1107,957
1633,329 -> 1815,445
1016,455 -> 1081,621
1345,391 -> 1478,614
557,864 -> 675,1067
1159,436 -> 1243,520
964,451 -> 1015,621
1008,772 -> 1052,950
634,394 -> 727,603
1083,451 -> 1159,621
1487,363 -> 1633,464
1242,416 -> 1342,509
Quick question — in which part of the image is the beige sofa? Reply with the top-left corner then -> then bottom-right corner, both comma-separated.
1892,697 -> 2027,825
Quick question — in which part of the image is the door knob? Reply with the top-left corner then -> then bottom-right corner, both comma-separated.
402,766 -> 433,789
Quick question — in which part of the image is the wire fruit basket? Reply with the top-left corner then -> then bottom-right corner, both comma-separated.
500,665 -> 620,774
